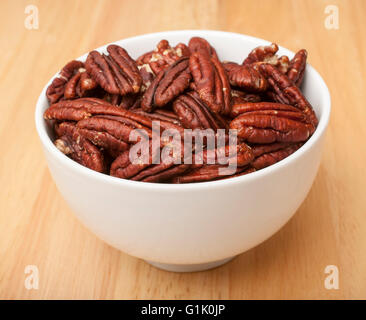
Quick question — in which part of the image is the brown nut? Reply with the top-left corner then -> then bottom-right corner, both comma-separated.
54,122 -> 105,172
77,114 -> 151,151
243,43 -> 290,74
258,63 -> 318,127
287,49 -> 307,87
191,142 -> 254,168
188,37 -> 219,59
110,140 -> 189,183
172,165 -> 255,183
141,57 -> 191,112
137,40 -> 190,75
132,108 -> 185,136
172,92 -> 228,131
46,60 -> 97,103
223,62 -> 268,92
229,102 -> 315,143
242,43 -> 279,65
44,98 -> 154,129
132,163 -> 191,183
189,51 -> 231,115
251,142 -> 303,169
85,45 -> 142,96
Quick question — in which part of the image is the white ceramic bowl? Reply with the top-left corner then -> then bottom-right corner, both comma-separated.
35,30 -> 330,272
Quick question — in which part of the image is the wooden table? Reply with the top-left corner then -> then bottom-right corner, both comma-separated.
1,0 -> 365,299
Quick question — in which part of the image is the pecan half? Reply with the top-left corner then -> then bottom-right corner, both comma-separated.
141,57 -> 191,112
110,140 -> 189,183
46,60 -> 97,103
188,37 -> 219,59
287,49 -> 307,87
192,142 -> 254,168
223,62 -> 268,92
65,71 -> 98,100
171,165 -> 231,183
172,92 -> 228,130
111,154 -> 190,182
251,142 -> 303,169
139,164 -> 191,183
54,122 -> 105,172
131,162 -> 190,183
85,45 -> 142,96
132,108 -> 185,136
242,43 -> 279,65
44,97 -> 109,121
243,43 -> 290,74
137,40 -> 190,75
78,113 -> 151,145
189,51 -> 231,115
172,165 -> 255,183
258,63 -> 318,127
44,98 -> 153,129
229,102 -> 314,143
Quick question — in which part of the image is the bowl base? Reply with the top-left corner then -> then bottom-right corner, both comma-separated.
145,256 -> 236,272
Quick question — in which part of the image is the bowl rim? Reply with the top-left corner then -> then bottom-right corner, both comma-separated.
35,29 -> 331,191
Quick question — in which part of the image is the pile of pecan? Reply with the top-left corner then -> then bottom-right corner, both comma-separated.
44,37 -> 317,183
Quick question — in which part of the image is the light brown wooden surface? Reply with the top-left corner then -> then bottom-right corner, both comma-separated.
0,0 -> 365,299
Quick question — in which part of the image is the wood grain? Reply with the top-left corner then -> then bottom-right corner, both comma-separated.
1,0 -> 365,299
